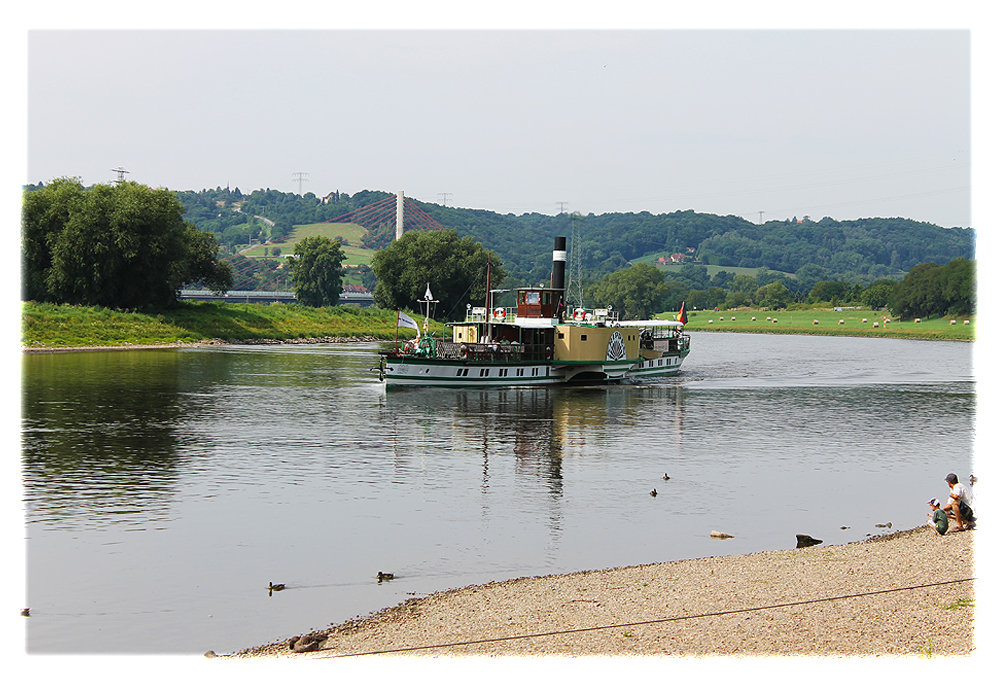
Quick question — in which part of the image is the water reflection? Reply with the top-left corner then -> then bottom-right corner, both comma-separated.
22,351 -> 196,529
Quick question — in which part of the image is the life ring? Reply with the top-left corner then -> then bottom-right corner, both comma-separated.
494,307 -> 506,320
459,343 -> 468,359
573,308 -> 586,320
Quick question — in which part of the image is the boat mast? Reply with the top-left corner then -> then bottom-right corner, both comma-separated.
417,283 -> 438,336
486,253 -> 492,342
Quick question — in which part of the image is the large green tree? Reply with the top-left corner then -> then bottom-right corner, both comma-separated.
860,279 -> 898,310
588,263 -> 668,319
288,235 -> 347,307
890,258 -> 974,319
371,229 -> 504,321
22,178 -> 232,308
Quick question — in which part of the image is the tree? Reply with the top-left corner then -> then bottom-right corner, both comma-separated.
890,259 -> 975,319
808,280 -> 847,304
288,235 -> 347,307
757,281 -> 792,309
22,178 -> 232,308
588,263 -> 668,319
861,279 -> 897,310
371,229 -> 504,321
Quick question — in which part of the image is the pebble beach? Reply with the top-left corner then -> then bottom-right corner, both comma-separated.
229,525 -> 976,659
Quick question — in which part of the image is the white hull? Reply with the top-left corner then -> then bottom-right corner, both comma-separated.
382,352 -> 687,387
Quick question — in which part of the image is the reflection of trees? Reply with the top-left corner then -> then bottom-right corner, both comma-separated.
22,351 -> 195,529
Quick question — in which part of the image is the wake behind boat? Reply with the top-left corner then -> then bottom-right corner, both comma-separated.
377,237 -> 690,387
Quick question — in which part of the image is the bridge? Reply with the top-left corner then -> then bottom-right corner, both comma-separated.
226,191 -> 442,294
180,289 -> 375,307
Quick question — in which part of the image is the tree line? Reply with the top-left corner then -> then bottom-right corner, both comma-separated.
169,187 -> 974,291
585,257 -> 974,320
21,181 -> 975,321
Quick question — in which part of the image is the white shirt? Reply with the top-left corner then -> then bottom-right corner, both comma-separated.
950,482 -> 972,507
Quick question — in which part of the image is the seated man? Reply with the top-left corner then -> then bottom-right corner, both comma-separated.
943,473 -> 976,531
927,498 -> 948,535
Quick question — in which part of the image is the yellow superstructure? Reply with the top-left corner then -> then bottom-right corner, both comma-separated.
554,325 -> 640,363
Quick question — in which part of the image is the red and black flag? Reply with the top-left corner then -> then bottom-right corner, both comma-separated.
677,301 -> 688,325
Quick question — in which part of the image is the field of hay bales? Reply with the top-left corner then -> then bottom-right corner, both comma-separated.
672,307 -> 973,340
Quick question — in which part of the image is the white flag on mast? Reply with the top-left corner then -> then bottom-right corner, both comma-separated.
424,284 -> 434,301
397,311 -> 420,336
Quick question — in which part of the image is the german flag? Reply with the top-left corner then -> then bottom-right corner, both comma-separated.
677,301 -> 688,325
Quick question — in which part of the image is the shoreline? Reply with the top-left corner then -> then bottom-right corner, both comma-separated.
21,329 -> 972,354
229,525 -> 975,658
20,335 -> 382,354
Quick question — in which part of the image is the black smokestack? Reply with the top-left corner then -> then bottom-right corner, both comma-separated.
551,236 -> 567,290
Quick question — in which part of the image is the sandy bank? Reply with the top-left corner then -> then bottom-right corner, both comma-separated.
230,525 -> 975,658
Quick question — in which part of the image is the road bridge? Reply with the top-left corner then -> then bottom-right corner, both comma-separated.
180,289 -> 375,307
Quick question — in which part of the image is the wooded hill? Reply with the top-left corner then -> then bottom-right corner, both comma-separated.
171,187 -> 974,289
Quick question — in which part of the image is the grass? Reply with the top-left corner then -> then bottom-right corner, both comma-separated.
943,598 -> 974,610
241,222 -> 376,266
23,302 -> 974,349
664,307 -> 974,341
21,301 -> 435,349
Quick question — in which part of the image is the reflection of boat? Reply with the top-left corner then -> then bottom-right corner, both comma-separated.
378,237 -> 690,387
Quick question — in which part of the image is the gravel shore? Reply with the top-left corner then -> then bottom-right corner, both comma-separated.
230,525 -> 975,659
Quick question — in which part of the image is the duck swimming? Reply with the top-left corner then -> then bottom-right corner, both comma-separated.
377,571 -> 394,582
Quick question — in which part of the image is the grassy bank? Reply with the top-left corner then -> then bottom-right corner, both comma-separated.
670,307 -> 974,341
23,302 -> 974,349
21,301 -> 434,349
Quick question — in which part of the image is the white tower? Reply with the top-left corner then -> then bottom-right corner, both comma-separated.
395,191 -> 404,240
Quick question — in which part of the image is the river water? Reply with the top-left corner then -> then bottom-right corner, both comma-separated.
21,332 -> 975,654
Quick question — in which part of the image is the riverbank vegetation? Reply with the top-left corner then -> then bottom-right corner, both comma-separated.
22,179 -> 233,309
20,301 -> 430,349
23,300 -> 972,350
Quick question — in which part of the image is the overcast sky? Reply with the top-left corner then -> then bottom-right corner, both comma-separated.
26,28 -> 973,228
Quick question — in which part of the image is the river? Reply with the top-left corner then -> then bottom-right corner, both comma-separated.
20,332 -> 975,654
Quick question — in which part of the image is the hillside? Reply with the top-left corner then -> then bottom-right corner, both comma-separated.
171,187 -> 974,290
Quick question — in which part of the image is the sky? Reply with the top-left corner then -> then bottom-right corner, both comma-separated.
22,27 -> 974,229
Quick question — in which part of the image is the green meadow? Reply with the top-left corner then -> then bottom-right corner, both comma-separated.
21,301 -> 427,349
241,222 -> 376,266
23,300 -> 972,349
670,307 -> 974,341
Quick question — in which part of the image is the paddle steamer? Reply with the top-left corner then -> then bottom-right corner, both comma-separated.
377,237 -> 689,387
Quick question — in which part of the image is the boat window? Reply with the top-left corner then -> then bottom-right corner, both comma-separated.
543,292 -> 551,305
581,334 -> 588,341
525,292 -> 540,304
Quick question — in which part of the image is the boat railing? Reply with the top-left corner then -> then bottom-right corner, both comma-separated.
391,340 -> 553,363
465,306 -> 516,323
641,329 -> 690,353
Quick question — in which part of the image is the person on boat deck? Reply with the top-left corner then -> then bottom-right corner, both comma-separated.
927,498 -> 948,536
943,473 -> 976,531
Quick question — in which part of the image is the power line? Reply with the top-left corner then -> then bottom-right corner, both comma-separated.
556,201 -> 568,213
437,192 -> 452,207
292,172 -> 309,195
317,577 -> 974,658
111,167 -> 129,184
